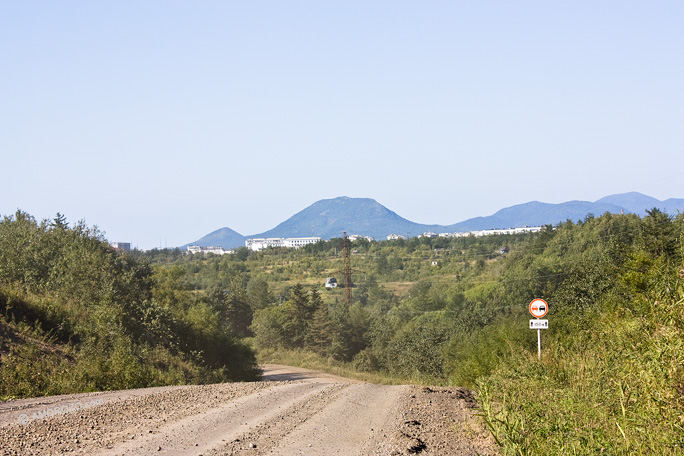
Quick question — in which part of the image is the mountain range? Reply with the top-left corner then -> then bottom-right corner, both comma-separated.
187,192 -> 684,249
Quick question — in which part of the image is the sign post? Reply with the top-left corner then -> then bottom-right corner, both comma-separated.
529,299 -> 548,359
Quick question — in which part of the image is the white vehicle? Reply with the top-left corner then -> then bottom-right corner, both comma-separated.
325,277 -> 338,289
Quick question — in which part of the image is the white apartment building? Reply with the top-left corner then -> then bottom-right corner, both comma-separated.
246,237 -> 321,251
187,245 -> 233,255
452,226 -> 543,238
283,237 -> 322,248
348,234 -> 374,242
246,238 -> 284,251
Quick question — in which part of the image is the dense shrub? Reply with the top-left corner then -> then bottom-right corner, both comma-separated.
0,211 -> 260,398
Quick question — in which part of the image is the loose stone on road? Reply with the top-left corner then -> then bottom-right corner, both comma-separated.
0,364 -> 497,455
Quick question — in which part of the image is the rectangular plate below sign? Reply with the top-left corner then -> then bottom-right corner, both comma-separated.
529,319 -> 549,329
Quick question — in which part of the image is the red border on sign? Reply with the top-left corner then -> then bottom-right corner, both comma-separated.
529,298 -> 548,318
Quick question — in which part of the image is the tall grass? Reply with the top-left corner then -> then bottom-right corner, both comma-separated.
476,287 -> 684,455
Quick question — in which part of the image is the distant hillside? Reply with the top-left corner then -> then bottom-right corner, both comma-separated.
662,198 -> 684,214
596,192 -> 684,216
185,227 -> 246,250
184,192 -> 683,248
446,200 -> 626,231
250,197 -> 445,241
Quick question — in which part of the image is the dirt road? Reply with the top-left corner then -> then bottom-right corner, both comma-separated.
0,365 -> 497,455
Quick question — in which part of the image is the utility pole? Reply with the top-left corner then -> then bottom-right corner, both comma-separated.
342,232 -> 352,305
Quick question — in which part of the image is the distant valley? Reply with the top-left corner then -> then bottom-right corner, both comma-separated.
187,192 -> 684,249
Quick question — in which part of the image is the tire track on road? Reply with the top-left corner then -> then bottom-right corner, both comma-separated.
0,366 -> 498,455
263,384 -> 408,456
95,381 -> 340,456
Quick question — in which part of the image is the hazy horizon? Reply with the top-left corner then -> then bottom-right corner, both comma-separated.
3,2 -> 683,249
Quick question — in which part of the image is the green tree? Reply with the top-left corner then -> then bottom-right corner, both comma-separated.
308,287 -> 331,355
246,278 -> 273,311
641,208 -> 677,257
234,246 -> 250,261
224,276 -> 253,337
287,284 -> 313,347
252,304 -> 292,349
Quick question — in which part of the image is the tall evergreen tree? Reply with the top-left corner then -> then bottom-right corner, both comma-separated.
288,283 -> 313,347
224,276 -> 253,337
308,287 -> 331,355
246,278 -> 273,311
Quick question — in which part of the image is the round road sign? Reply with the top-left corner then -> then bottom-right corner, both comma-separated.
529,298 -> 548,318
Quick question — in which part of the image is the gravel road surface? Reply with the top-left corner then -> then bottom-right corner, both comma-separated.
0,364 -> 497,455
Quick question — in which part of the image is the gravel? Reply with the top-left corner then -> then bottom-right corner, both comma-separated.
0,365 -> 498,455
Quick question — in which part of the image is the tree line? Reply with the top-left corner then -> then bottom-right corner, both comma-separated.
0,211 -> 259,398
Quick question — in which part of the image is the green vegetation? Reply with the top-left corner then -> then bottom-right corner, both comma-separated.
2,208 -> 682,455
473,210 -> 684,455
145,210 -> 682,455
0,211 -> 259,399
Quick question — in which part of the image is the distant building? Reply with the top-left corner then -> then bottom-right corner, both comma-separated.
246,238 -> 284,251
283,237 -> 322,249
452,227 -> 543,238
386,233 -> 404,241
418,232 -> 438,238
110,242 -> 131,252
246,237 -> 321,252
187,245 -> 233,255
348,234 -> 374,242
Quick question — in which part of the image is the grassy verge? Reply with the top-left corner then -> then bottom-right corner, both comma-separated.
475,307 -> 684,455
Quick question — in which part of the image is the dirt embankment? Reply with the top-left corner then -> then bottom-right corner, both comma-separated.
0,364 -> 497,455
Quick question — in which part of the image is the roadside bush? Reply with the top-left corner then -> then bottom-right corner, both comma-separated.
0,211 -> 261,398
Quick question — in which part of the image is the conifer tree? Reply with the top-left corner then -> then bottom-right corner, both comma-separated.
309,287 -> 331,355
288,283 -> 313,347
224,276 -> 253,337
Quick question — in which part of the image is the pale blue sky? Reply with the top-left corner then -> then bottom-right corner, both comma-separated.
2,1 -> 683,249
